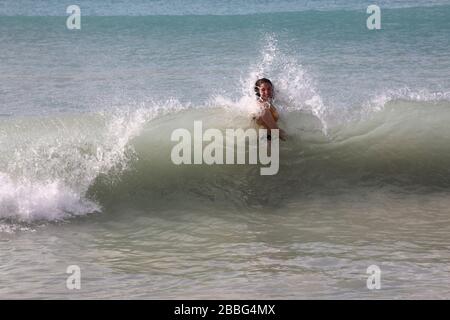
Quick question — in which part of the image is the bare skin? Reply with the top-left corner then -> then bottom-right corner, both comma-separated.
255,82 -> 287,141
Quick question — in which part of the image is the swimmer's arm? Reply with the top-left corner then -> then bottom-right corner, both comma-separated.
269,104 -> 280,121
260,108 -> 279,130
260,108 -> 287,141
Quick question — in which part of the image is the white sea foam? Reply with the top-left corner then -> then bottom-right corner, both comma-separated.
0,104 -> 176,222
0,172 -> 99,221
363,87 -> 450,114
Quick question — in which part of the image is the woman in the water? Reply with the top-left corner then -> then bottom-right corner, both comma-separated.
253,78 -> 287,141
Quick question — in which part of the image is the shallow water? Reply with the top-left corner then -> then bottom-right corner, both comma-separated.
2,189 -> 450,299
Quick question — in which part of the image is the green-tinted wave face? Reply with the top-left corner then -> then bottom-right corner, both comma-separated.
88,100 -> 450,211
2,94 -> 450,221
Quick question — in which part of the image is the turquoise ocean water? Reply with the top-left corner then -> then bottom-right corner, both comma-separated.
0,1 -> 450,298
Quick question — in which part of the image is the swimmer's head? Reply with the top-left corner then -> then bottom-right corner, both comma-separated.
254,78 -> 273,101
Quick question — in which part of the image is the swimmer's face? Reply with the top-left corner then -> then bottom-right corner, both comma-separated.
258,83 -> 273,101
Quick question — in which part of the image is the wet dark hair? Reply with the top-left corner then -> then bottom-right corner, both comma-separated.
254,78 -> 273,97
